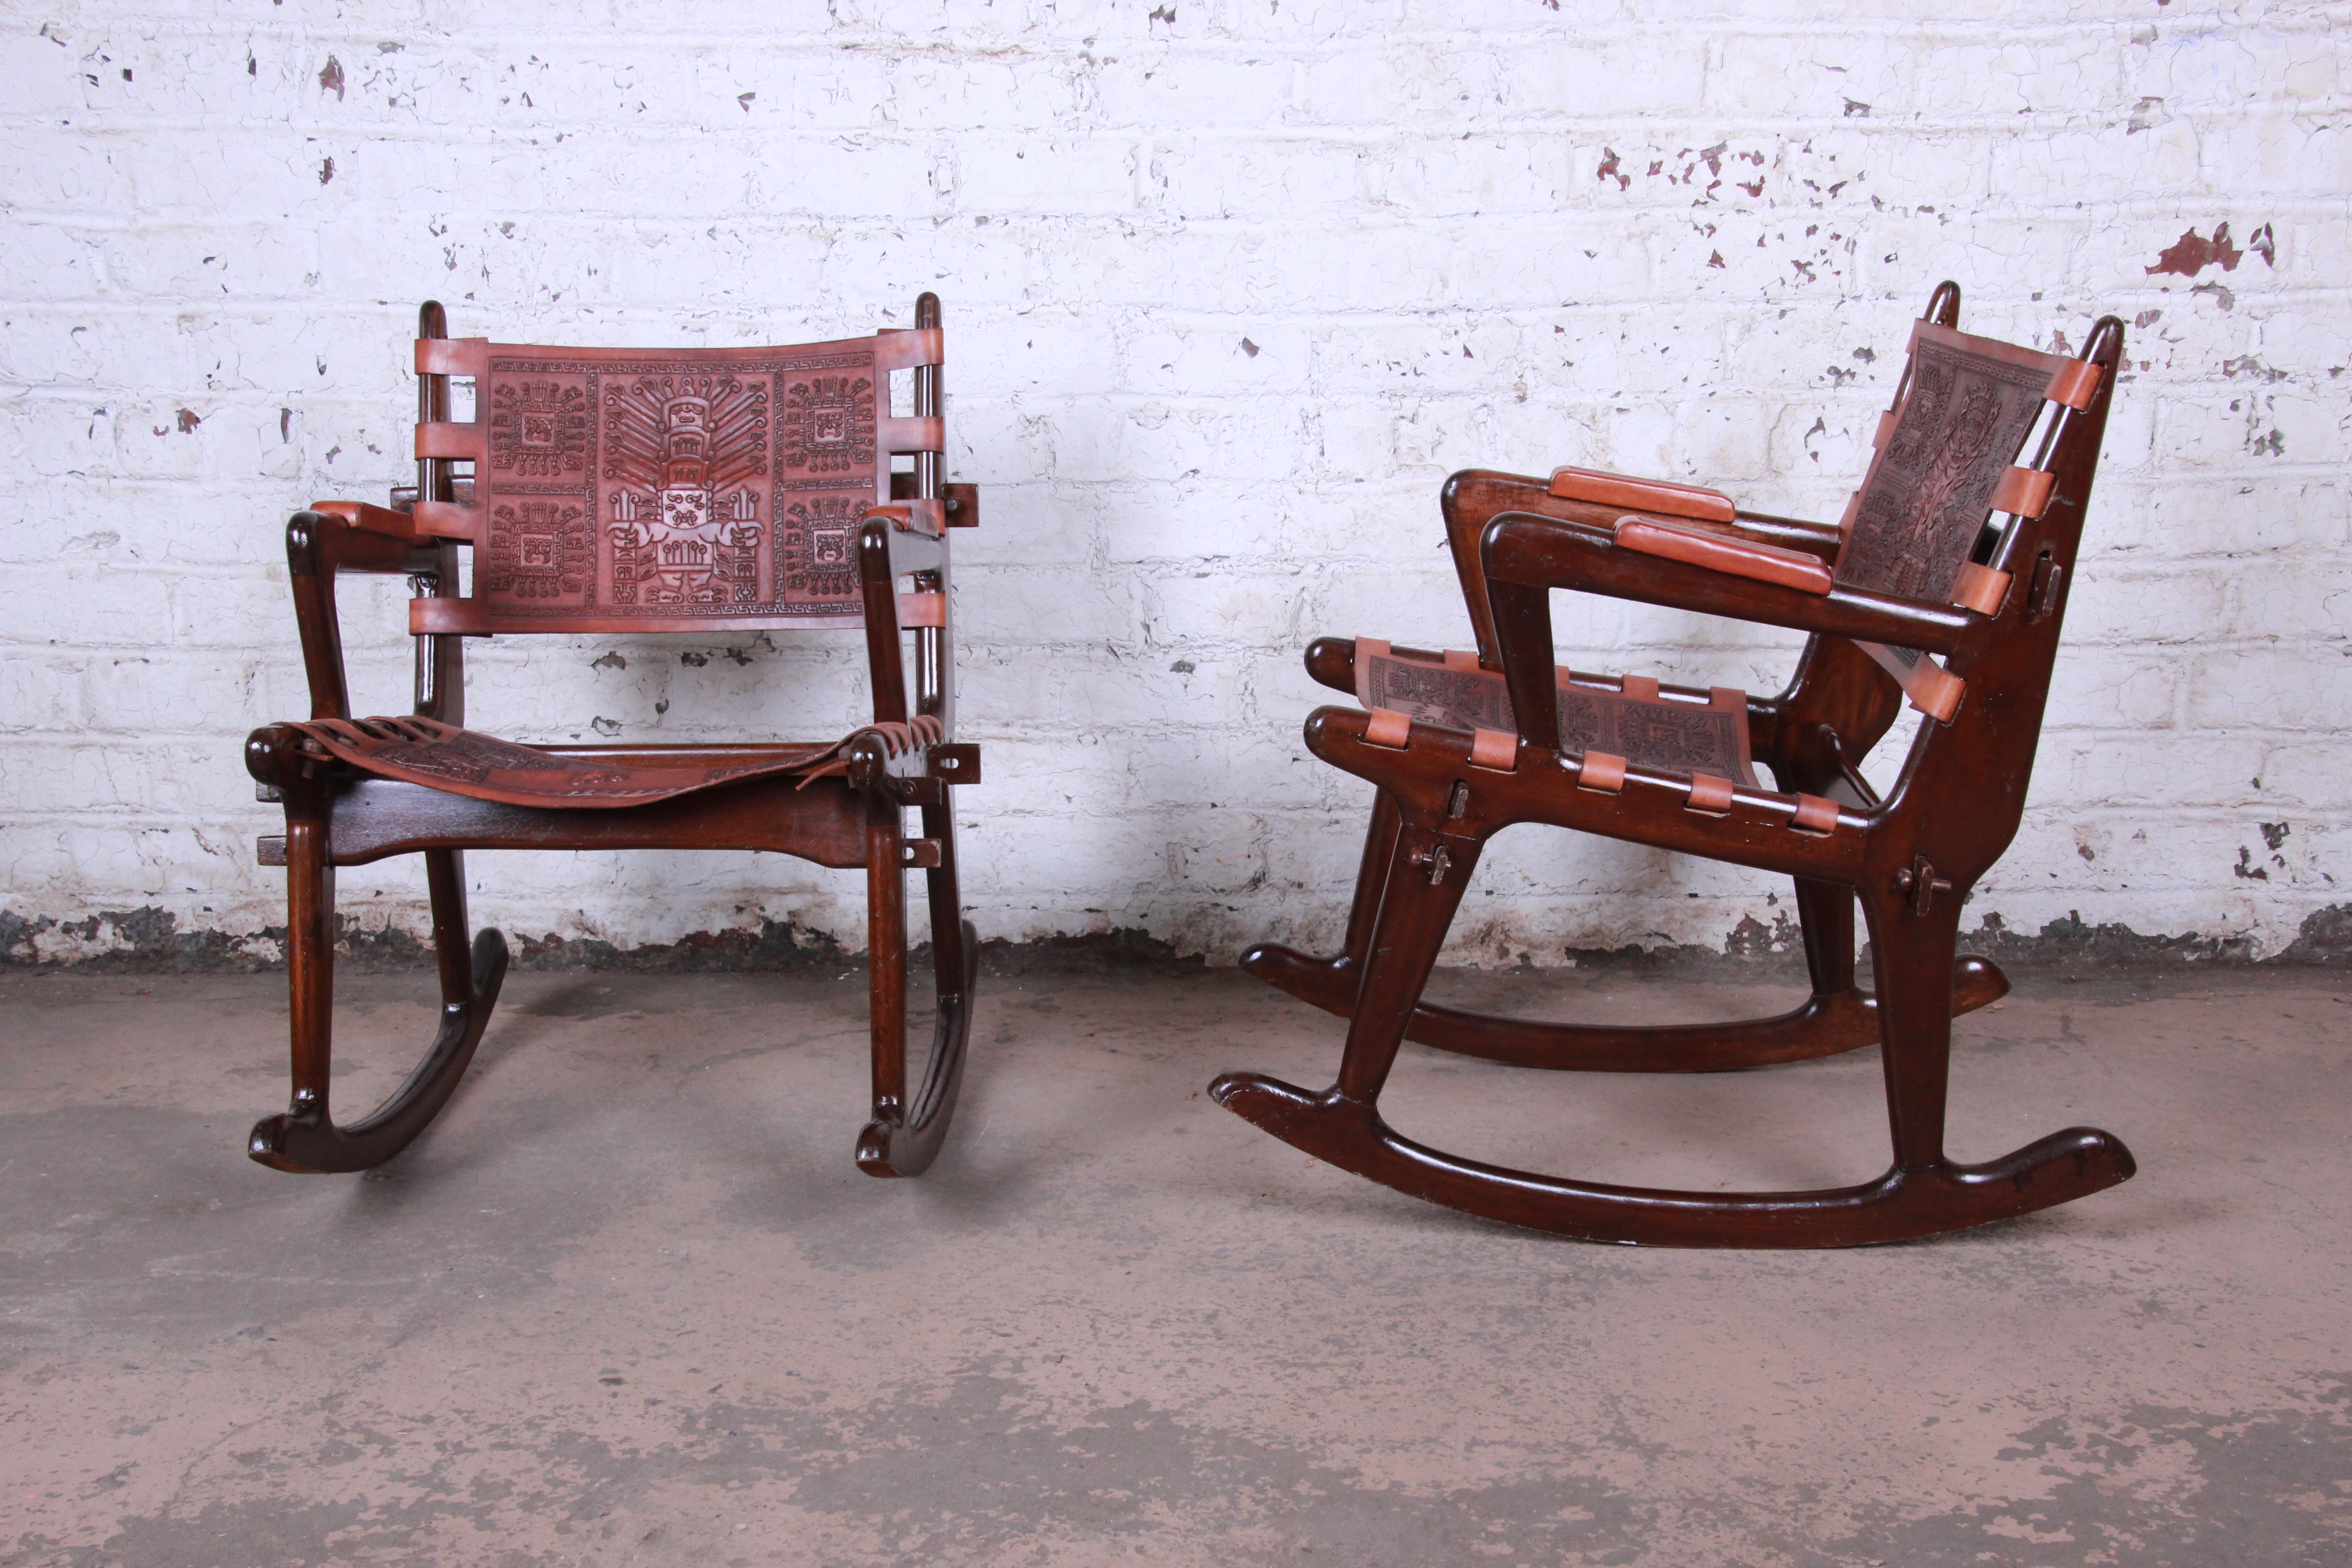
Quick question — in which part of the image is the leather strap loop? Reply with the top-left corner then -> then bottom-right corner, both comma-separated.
879,415 -> 946,453
1576,751 -> 1627,793
413,421 -> 481,459
873,328 -> 946,370
1684,773 -> 1734,815
1364,709 -> 1411,749
1469,728 -> 1517,771
414,338 -> 488,376
2045,358 -> 2102,410
1789,794 -> 1840,834
1949,562 -> 2012,616
411,500 -> 477,540
1989,466 -> 2057,519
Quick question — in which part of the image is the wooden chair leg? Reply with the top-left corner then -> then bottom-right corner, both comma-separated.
1213,863 -> 2134,1247
1242,848 -> 2009,1074
249,843 -> 507,1174
856,794 -> 975,1177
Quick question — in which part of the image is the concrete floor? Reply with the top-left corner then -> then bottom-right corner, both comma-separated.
1,960 -> 2347,1568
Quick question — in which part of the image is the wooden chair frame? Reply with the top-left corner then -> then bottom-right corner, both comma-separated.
1241,285 -> 2008,1070
244,295 -> 979,1180
1215,291 -> 2135,1246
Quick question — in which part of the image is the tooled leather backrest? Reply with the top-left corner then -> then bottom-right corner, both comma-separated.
409,327 -> 944,635
1830,318 -> 2106,726
1834,320 -> 2082,603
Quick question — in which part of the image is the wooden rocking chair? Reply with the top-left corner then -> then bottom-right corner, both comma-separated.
1214,286 -> 2133,1246
245,294 -> 980,1179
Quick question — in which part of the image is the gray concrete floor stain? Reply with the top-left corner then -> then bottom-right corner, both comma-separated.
2,966 -> 2347,1565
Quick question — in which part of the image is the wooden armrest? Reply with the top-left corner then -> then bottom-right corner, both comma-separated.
1612,515 -> 1833,595
1482,510 -> 1971,657
311,500 -> 422,543
1548,466 -> 1737,524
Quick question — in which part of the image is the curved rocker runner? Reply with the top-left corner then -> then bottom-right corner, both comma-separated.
245,295 -> 983,1179
1214,284 -> 2138,1246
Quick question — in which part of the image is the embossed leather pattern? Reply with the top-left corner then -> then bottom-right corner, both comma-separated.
279,715 -> 939,808
1352,642 -> 1759,787
1835,322 -> 2071,604
417,332 -> 945,634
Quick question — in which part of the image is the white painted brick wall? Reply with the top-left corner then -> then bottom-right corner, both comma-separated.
3,0 -> 2346,965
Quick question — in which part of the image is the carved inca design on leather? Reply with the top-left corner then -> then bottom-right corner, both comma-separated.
1356,647 -> 1757,785
488,380 -> 591,478
483,501 -> 589,603
471,340 -> 883,627
1835,323 -> 2066,605
278,715 -> 895,808
780,376 -> 877,473
603,375 -> 769,609
782,495 -> 863,601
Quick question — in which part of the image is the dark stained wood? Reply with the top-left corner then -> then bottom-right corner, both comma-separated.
245,294 -> 979,1181
1215,287 -> 2135,1246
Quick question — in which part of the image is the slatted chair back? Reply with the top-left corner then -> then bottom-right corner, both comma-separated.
405,302 -> 957,639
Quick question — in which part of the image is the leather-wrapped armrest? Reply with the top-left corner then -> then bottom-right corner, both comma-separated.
1613,514 -> 1834,595
311,500 -> 421,544
1548,466 -> 1737,523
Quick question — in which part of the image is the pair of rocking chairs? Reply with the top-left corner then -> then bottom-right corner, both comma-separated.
1215,284 -> 2135,1246
245,284 -> 2132,1248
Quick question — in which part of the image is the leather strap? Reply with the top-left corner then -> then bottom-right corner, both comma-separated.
1619,674 -> 1661,702
1442,648 -> 1482,673
1789,794 -> 1840,834
1469,728 -> 1517,771
2045,358 -> 2102,410
413,421 -> 481,459
1364,708 -> 1412,749
1949,562 -> 2012,616
1685,773 -> 1734,815
1989,466 -> 2057,519
872,327 -> 946,371
1857,641 -> 1965,723
1874,410 -> 1897,449
879,415 -> 946,453
1577,751 -> 1627,793
414,337 -> 489,376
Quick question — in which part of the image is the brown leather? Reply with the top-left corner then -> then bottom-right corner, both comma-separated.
1469,727 -> 1517,771
1949,562 -> 2012,616
1577,752 -> 1627,793
1442,648 -> 1482,673
879,415 -> 946,453
279,716 -> 846,807
311,500 -> 420,542
1364,708 -> 1412,749
1351,641 -> 1759,787
1685,772 -> 1734,814
405,332 -> 934,633
414,337 -> 488,376
1989,465 -> 2058,519
1789,793 -> 1840,834
1547,466 -> 1738,524
872,327 -> 946,371
1857,640 -> 1965,723
1835,321 -> 2073,603
412,500 -> 475,540
1613,515 -> 1835,595
789,714 -> 951,784
2045,358 -> 2103,410
412,589 -> 952,637
413,421 -> 480,459
1874,410 -> 1897,449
